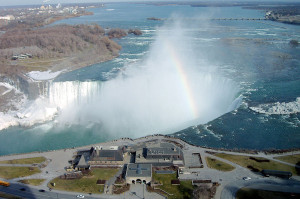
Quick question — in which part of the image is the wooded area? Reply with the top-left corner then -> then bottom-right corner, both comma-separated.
0,24 -> 121,59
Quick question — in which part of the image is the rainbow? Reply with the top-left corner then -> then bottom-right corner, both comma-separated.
164,40 -> 198,118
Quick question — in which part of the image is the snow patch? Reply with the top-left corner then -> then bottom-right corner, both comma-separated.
0,97 -> 58,131
27,70 -> 63,81
249,97 -> 300,115
0,82 -> 15,95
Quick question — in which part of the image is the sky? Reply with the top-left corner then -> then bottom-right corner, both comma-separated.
0,0 -> 296,7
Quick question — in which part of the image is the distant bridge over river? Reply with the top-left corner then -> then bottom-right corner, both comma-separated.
149,17 -> 266,21
210,18 -> 266,21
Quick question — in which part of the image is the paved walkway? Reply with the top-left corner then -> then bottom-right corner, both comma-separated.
123,184 -> 165,199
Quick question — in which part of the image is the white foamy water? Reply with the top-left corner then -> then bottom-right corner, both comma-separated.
0,96 -> 57,131
250,97 -> 300,115
48,81 -> 102,109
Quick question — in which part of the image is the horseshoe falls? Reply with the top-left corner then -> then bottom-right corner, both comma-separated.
0,3 -> 299,155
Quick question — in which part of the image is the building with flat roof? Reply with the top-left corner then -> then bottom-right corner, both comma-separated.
126,163 -> 152,184
135,142 -> 184,167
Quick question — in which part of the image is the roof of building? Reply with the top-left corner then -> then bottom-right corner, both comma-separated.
90,148 -> 123,161
77,155 -> 89,168
126,163 -> 152,178
94,146 -> 119,150
146,147 -> 180,156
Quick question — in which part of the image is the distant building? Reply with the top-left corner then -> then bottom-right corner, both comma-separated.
0,15 -> 15,20
126,163 -> 152,184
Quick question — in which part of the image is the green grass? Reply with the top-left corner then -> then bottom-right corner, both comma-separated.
0,192 -> 22,199
214,153 -> 298,175
236,187 -> 300,199
152,172 -> 194,199
0,157 -> 46,165
48,168 -> 119,194
274,154 -> 300,165
0,166 -> 41,179
18,179 -> 45,186
206,157 -> 235,172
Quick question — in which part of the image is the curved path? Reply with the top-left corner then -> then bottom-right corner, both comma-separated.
221,178 -> 300,199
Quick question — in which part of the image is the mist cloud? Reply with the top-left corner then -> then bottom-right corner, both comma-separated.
54,19 -> 240,137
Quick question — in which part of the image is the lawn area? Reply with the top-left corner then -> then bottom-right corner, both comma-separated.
0,157 -> 46,165
214,153 -> 298,175
236,187 -> 300,199
18,179 -> 45,186
206,157 -> 235,172
0,166 -> 41,179
274,154 -> 300,165
48,168 -> 119,194
152,172 -> 194,199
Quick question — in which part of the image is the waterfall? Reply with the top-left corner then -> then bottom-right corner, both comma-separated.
47,81 -> 102,109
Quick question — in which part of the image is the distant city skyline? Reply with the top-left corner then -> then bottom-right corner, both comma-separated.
0,0 -> 297,7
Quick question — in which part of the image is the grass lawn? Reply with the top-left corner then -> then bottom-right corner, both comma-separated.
48,168 -> 119,194
18,179 -> 45,186
0,192 -> 22,199
0,157 -> 46,165
214,153 -> 298,175
236,187 -> 300,199
206,157 -> 235,172
0,166 -> 41,179
152,172 -> 194,199
274,154 -> 300,165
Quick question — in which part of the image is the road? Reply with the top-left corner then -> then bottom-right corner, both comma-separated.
221,178 -> 300,199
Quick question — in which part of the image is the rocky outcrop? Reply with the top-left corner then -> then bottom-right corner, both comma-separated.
107,28 -> 128,39
128,29 -> 142,35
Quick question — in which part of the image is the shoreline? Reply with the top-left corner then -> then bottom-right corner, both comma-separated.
1,134 -> 299,158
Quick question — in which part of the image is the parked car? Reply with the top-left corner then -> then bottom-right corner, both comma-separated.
39,189 -> 45,192
243,177 -> 251,181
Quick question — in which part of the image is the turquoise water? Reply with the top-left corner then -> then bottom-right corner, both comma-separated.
0,3 -> 299,155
